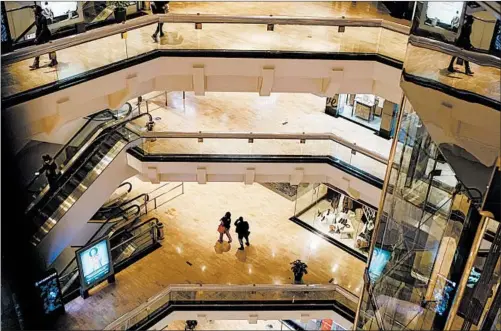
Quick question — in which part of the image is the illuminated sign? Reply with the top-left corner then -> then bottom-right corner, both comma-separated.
34,269 -> 64,315
76,237 -> 114,291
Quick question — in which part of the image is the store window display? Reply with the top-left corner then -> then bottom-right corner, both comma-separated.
337,94 -> 385,131
293,183 -> 377,258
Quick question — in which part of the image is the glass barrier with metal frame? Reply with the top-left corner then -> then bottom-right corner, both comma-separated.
134,131 -> 388,181
104,283 -> 359,330
1,14 -> 409,99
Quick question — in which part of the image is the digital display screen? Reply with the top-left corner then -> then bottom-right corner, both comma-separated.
467,267 -> 481,288
433,276 -> 456,316
34,269 -> 64,315
425,2 -> 464,28
41,1 -> 78,18
368,248 -> 391,282
76,238 -> 113,290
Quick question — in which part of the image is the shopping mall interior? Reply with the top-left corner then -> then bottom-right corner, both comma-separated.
1,1 -> 500,331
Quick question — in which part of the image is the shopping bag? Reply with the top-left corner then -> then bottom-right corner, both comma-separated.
217,224 -> 225,234
456,58 -> 464,65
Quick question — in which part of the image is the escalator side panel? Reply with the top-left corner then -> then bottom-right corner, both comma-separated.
35,140 -> 138,266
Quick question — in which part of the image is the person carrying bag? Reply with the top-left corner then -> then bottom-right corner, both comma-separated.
217,212 -> 232,243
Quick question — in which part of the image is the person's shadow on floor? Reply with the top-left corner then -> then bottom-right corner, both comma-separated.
440,67 -> 463,79
160,32 -> 184,46
235,249 -> 247,262
214,241 -> 231,254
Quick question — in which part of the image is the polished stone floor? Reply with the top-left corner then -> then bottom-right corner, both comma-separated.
1,2 -> 409,97
55,180 -> 366,330
404,44 -> 501,103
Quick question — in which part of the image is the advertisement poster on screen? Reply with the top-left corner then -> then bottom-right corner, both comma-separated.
76,237 -> 114,290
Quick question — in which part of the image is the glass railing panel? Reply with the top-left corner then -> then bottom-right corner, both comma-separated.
1,56 -> 59,97
403,43 -> 501,103
378,26 -> 408,60
124,23 -> 159,58
2,32 -> 128,98
137,134 -> 387,180
105,284 -> 358,330
2,16 -> 409,98
350,151 -> 386,180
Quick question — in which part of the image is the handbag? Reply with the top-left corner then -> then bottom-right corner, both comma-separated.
217,224 -> 225,234
456,58 -> 464,65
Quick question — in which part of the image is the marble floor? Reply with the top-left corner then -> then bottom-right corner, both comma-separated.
131,91 -> 391,179
1,2 -> 409,97
55,181 -> 366,330
404,44 -> 501,103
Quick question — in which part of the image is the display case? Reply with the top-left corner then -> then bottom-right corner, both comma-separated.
354,94 -> 376,122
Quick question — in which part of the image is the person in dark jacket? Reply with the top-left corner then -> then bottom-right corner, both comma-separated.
36,154 -> 59,188
30,5 -> 57,69
448,15 -> 474,75
234,216 -> 250,250
151,1 -> 169,43
218,212 -> 232,243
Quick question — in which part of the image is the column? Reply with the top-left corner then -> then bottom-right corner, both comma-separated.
325,95 -> 340,117
379,100 -> 397,139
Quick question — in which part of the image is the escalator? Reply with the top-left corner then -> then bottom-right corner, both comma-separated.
28,127 -> 130,245
26,111 -> 153,268
26,103 -> 132,200
91,192 -> 149,223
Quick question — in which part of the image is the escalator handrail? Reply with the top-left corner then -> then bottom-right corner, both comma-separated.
25,103 -> 132,193
99,192 -> 149,214
109,217 -> 159,242
59,204 -> 141,278
1,14 -> 409,65
26,110 -> 150,214
28,126 -> 122,218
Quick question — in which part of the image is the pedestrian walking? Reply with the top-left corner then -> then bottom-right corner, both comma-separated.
30,5 -> 58,70
36,154 -> 59,188
234,216 -> 250,250
448,15 -> 474,76
217,212 -> 232,243
151,1 -> 169,43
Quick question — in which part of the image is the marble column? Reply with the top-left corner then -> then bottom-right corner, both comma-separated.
379,99 -> 397,139
325,95 -> 340,117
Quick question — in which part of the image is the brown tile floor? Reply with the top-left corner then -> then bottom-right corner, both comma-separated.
55,180 -> 366,330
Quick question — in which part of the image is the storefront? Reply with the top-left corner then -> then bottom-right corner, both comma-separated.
325,94 -> 398,139
293,318 -> 347,330
292,183 -> 377,259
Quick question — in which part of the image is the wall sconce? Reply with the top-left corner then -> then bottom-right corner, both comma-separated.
195,22 -> 202,30
267,24 -> 274,31
338,26 -> 345,33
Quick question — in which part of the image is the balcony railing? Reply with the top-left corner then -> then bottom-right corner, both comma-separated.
104,283 -> 359,330
128,129 -> 389,182
1,14 -> 409,99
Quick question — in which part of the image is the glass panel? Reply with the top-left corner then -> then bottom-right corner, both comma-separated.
2,22 -> 408,96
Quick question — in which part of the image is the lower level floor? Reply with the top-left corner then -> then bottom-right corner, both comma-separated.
56,179 -> 366,330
